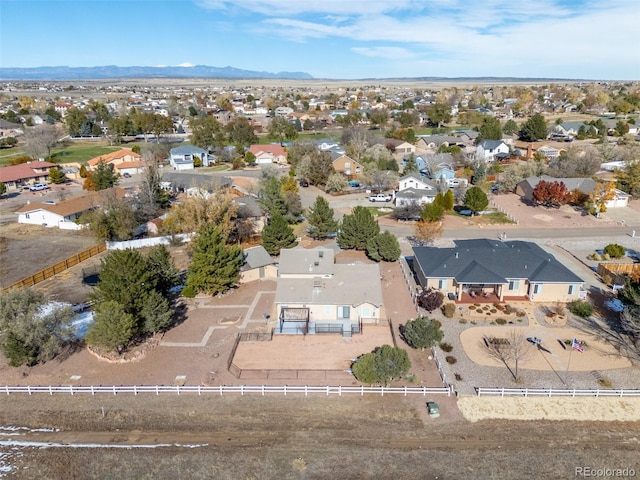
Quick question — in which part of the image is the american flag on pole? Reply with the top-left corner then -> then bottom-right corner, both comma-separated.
572,338 -> 584,353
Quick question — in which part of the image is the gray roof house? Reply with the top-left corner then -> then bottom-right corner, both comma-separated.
239,245 -> 277,283
396,174 -> 438,207
160,172 -> 231,195
516,175 -> 630,208
274,247 -> 384,335
412,239 -> 584,303
169,145 -> 215,171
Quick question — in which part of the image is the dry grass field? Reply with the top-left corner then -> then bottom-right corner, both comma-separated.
1,394 -> 639,479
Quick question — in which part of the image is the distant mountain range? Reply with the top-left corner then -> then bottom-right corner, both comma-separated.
0,65 -> 314,80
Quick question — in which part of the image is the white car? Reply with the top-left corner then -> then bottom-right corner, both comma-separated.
29,183 -> 49,192
369,193 -> 392,202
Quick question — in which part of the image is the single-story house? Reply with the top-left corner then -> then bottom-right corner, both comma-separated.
395,187 -> 437,207
412,239 -> 585,303
240,245 -> 277,283
233,195 -> 267,236
515,175 -> 629,208
0,118 -> 23,138
247,144 -> 287,165
169,145 -> 215,171
0,161 -> 59,191
394,141 -> 416,155
15,187 -> 126,229
275,247 -> 384,336
476,140 -> 510,162
87,149 -> 145,175
415,135 -> 460,151
331,153 -> 363,178
160,172 -> 232,195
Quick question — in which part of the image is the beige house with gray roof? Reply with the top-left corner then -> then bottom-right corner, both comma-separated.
275,247 -> 384,336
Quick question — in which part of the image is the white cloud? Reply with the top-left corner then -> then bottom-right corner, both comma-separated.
177,62 -> 195,67
195,0 -> 418,16
351,47 -> 416,60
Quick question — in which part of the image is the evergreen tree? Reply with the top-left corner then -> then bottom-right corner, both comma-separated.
48,167 -> 67,184
262,213 -> 297,255
421,202 -> 444,222
306,196 -> 339,239
0,289 -> 74,367
140,290 -> 173,334
337,206 -> 380,250
403,154 -> 419,175
87,159 -> 120,191
352,345 -> 411,386
85,300 -> 137,354
477,116 -> 502,143
186,224 -> 243,295
402,317 -> 444,350
367,230 -> 401,262
518,113 -> 547,142
463,186 -> 489,214
0,182 -> 6,196
443,189 -> 455,210
145,245 -> 179,296
503,119 -> 519,136
261,176 -> 287,216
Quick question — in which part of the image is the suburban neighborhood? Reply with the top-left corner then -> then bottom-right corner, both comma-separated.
1,77 -> 639,478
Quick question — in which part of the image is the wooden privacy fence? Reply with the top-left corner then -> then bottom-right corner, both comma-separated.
597,262 -> 640,286
2,384 -> 452,397
3,243 -> 106,291
476,387 -> 640,398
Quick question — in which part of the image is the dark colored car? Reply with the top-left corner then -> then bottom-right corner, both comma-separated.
299,179 -> 309,187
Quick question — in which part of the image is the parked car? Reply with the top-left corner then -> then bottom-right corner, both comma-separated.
122,172 -> 131,178
29,183 -> 49,192
299,179 -> 309,187
347,180 -> 360,188
369,193 -> 392,202
426,401 -> 440,418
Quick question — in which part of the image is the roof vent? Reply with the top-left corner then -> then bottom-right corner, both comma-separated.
455,252 -> 459,258
319,251 -> 324,258
314,261 -> 319,266
313,277 -> 322,288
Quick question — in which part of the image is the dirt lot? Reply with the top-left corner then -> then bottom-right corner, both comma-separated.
0,223 -> 98,289
1,394 -> 639,479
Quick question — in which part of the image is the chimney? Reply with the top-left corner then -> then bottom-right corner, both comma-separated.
455,252 -> 459,258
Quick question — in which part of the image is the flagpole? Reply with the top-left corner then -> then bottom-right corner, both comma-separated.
564,343 -> 573,387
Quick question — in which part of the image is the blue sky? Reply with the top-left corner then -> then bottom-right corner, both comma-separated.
2,0 -> 639,80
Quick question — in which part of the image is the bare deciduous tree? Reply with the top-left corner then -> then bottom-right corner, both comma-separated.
23,124 -> 62,160
482,329 -> 534,382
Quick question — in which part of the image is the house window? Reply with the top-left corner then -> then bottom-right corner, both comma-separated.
344,162 -> 350,168
568,285 -> 576,295
508,280 -> 520,291
25,214 -> 30,219
338,306 -> 350,319
533,284 -> 542,294
438,279 -> 446,289
324,305 -> 331,316
361,306 -> 371,317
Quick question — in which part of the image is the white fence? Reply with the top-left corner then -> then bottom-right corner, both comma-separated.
107,233 -> 192,250
2,385 -> 452,397
476,387 -> 640,398
489,200 -> 519,224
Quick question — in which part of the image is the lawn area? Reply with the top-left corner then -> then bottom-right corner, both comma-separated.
49,143 -> 121,164
450,209 -> 514,224
365,206 -> 395,217
198,164 -> 231,172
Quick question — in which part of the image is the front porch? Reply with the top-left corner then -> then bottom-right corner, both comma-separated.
455,292 -> 529,304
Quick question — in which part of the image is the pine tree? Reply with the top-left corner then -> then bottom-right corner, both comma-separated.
306,196 -> 338,239
366,230 -> 401,262
337,206 -> 380,250
402,317 -> 444,350
519,113 -> 547,142
443,189 -> 455,210
262,213 -> 297,255
48,167 -> 67,184
186,224 -> 243,295
85,300 -> 137,354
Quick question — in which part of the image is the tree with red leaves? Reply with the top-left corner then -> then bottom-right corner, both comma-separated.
531,180 -> 571,207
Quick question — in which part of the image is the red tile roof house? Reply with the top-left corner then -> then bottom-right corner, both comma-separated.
15,187 -> 126,230
0,161 -> 59,191
246,144 -> 287,165
87,149 -> 145,175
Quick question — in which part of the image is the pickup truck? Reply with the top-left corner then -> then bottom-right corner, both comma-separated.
369,193 -> 392,202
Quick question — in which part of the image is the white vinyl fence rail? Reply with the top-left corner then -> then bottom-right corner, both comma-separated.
3,385 -> 452,397
476,387 -> 640,398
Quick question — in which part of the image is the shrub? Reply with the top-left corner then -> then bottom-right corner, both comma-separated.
445,355 -> 457,364
454,373 -> 463,381
459,319 -> 467,324
516,311 -> 526,317
490,309 -> 497,314
598,378 -> 613,388
603,243 -> 625,258
568,300 -> 593,318
181,285 -> 196,298
402,317 -> 443,349
469,305 -> 476,310
504,305 -> 514,314
439,342 -> 453,352
442,303 -> 456,318
495,318 -> 507,325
